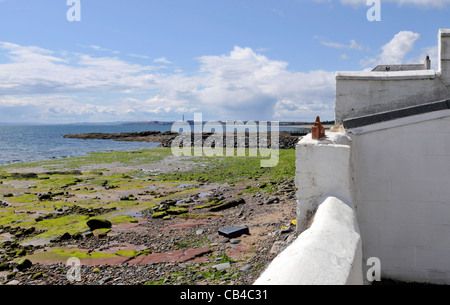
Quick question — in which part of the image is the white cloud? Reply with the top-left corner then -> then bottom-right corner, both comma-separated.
128,53 -> 150,59
316,37 -> 367,51
0,42 -> 336,123
407,45 -> 439,69
154,57 -> 172,64
360,31 -> 421,68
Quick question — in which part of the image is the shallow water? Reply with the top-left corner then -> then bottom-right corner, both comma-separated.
0,124 -> 170,164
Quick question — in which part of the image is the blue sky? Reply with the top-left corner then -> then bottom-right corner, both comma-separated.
0,0 -> 449,123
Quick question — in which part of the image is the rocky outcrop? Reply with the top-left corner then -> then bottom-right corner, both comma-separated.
64,131 -> 301,149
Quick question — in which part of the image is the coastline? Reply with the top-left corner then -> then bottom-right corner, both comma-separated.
0,146 -> 298,285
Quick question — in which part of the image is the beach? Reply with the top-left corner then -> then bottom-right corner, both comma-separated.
0,146 -> 298,285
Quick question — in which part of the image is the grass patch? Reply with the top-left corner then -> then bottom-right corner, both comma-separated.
154,149 -> 295,184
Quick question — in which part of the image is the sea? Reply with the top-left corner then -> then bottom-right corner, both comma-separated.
0,124 -> 304,165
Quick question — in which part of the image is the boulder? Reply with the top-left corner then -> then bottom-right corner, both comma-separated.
86,219 -> 112,231
209,198 -> 245,212
16,258 -> 32,271
218,226 -> 250,239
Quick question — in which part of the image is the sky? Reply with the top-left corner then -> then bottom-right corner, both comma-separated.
0,0 -> 449,124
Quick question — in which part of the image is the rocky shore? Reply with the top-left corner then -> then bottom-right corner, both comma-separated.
0,148 -> 299,286
63,131 -> 302,149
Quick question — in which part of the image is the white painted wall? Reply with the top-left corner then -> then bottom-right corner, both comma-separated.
351,112 -> 450,284
254,196 -> 363,285
295,132 -> 353,230
335,29 -> 450,124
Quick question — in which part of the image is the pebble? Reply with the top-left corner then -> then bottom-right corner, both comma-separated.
239,265 -> 253,272
213,263 -> 231,271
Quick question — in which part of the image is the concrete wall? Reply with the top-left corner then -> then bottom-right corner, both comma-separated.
351,112 -> 450,284
254,196 -> 363,285
335,29 -> 450,124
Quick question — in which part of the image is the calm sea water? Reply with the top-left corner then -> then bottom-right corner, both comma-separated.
0,125 -> 172,165
0,124 -> 302,165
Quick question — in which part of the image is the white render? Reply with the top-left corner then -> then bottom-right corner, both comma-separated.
335,29 -> 450,124
295,132 -> 353,230
254,196 -> 363,285
350,113 -> 450,284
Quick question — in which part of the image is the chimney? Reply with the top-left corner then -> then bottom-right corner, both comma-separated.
439,29 -> 450,84
424,55 -> 431,70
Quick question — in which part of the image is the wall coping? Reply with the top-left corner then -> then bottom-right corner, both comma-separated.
336,70 -> 437,81
254,196 -> 363,285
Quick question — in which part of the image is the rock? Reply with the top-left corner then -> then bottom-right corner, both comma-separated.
270,241 -> 283,255
38,193 -> 53,201
218,226 -> 250,239
11,173 -> 38,179
6,272 -> 16,279
16,258 -> 32,271
120,194 -> 136,201
217,238 -> 230,244
162,199 -> 177,206
265,197 -> 280,205
59,232 -> 72,241
196,229 -> 204,235
213,263 -> 231,271
167,206 -> 189,215
15,249 -> 27,257
6,280 -> 20,285
230,239 -> 241,245
239,265 -> 253,272
209,198 -> 245,212
72,232 -> 83,240
23,227 -> 35,236
152,211 -> 168,219
0,263 -> 10,271
86,219 -> 112,231
32,272 -> 43,280
98,276 -> 112,285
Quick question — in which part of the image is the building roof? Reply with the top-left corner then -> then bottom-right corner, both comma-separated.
371,64 -> 427,72
343,99 -> 450,129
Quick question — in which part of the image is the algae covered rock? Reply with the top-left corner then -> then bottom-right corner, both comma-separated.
167,206 -> 189,215
16,258 -> 32,271
86,219 -> 112,231
152,211 -> 167,219
209,198 -> 245,212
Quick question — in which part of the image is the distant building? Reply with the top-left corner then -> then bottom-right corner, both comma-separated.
371,56 -> 431,72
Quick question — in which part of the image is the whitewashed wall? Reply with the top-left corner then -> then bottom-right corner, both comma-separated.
335,29 -> 450,124
295,132 -> 353,230
351,112 -> 450,284
254,196 -> 363,285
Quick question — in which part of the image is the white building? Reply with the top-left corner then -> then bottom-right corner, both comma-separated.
255,29 -> 450,285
